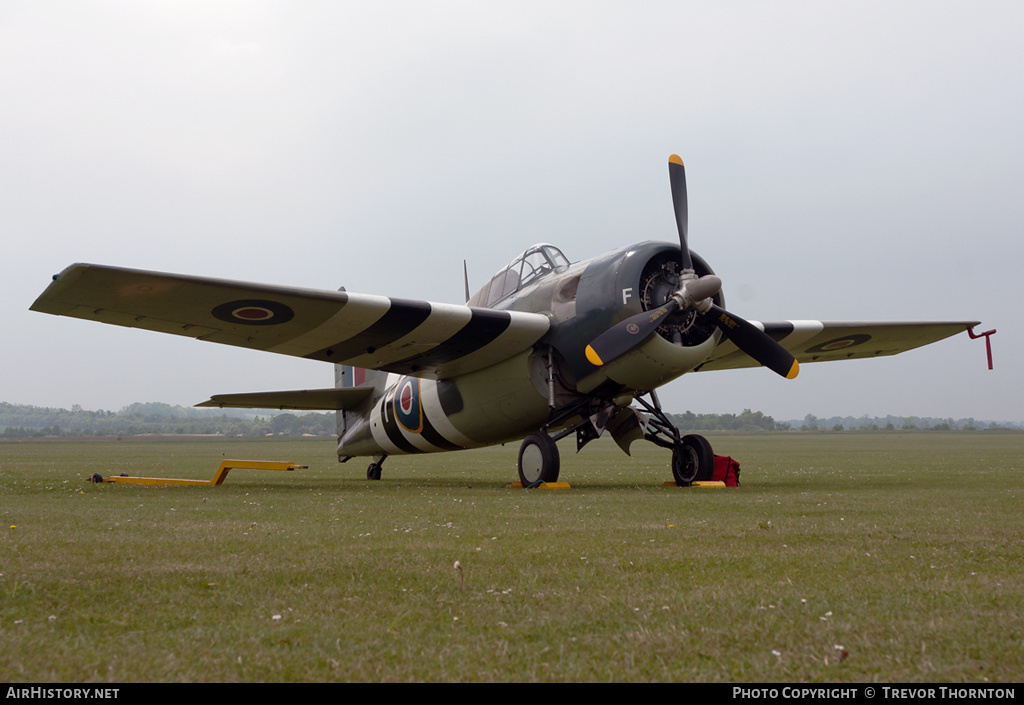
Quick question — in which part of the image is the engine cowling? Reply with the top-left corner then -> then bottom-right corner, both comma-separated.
542,241 -> 725,394
638,248 -> 723,348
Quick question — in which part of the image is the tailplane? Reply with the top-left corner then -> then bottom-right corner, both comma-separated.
195,387 -> 373,410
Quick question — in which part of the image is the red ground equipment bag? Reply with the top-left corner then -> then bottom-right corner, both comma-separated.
712,455 -> 741,487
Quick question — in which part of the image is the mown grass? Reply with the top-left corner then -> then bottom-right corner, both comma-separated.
1,433 -> 1021,682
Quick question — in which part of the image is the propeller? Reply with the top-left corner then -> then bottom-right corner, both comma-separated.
584,155 -> 799,380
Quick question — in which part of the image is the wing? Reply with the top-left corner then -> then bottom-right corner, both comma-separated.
31,263 -> 550,378
696,320 -> 978,372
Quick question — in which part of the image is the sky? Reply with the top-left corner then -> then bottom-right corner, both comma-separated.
2,1 -> 1021,423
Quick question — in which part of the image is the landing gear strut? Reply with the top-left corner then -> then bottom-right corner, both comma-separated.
515,385 -> 715,488
635,392 -> 714,486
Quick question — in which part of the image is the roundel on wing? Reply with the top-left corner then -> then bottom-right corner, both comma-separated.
212,299 -> 295,326
805,334 -> 872,354
393,377 -> 423,433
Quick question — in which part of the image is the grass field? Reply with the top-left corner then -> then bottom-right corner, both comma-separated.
1,432 -> 1021,682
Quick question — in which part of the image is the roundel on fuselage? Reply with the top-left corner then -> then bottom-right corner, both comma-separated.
393,377 -> 423,433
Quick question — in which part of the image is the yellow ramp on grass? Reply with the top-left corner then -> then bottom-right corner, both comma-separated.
90,459 -> 307,486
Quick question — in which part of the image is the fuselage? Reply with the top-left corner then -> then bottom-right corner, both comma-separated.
337,241 -> 723,459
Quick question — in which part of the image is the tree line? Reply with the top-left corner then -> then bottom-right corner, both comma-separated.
0,402 -> 334,438
789,414 -> 1018,432
669,408 -> 787,432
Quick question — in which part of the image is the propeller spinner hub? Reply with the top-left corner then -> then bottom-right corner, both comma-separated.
677,274 -> 721,312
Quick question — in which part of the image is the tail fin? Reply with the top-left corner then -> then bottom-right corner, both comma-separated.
334,363 -> 384,436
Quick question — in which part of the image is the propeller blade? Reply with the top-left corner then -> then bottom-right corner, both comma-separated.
702,304 -> 800,379
585,300 -> 680,366
668,154 -> 693,271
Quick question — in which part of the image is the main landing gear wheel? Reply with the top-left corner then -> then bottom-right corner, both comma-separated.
518,432 -> 560,487
672,434 -> 714,486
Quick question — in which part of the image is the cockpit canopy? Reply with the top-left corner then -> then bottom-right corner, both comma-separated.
483,243 -> 571,307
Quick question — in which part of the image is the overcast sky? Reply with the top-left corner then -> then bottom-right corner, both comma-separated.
2,1 -> 1020,423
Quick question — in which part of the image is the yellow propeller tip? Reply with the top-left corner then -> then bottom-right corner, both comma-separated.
585,345 -> 604,367
668,154 -> 684,166
786,360 -> 800,379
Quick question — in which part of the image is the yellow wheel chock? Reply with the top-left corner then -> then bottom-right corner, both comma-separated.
88,459 -> 308,486
662,480 -> 727,488
504,481 -> 571,489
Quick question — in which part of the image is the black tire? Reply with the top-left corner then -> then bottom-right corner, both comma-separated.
366,463 -> 382,481
672,434 -> 714,485
671,444 -> 698,486
685,434 -> 715,481
518,432 -> 560,487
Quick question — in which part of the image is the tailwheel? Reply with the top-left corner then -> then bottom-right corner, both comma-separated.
518,432 -> 560,487
672,434 -> 714,486
366,455 -> 386,481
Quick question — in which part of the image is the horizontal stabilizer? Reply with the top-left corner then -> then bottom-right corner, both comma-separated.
196,387 -> 374,411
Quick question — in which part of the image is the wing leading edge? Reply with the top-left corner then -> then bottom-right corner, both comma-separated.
31,263 -> 551,379
696,320 -> 979,372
